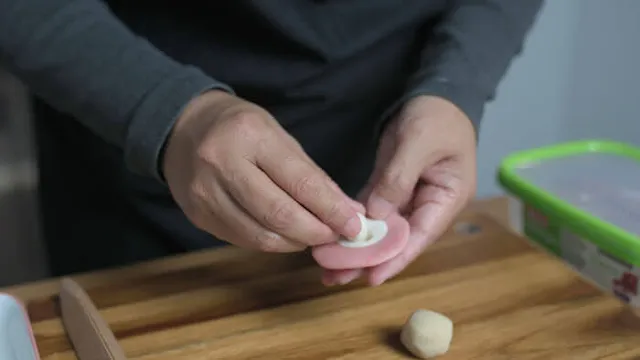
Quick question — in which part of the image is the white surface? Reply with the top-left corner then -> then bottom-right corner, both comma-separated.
514,152 -> 640,237
0,294 -> 38,360
338,214 -> 388,248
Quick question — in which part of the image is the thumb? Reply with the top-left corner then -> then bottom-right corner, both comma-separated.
366,137 -> 430,219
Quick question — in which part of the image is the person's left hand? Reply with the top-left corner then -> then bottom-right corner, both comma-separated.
321,95 -> 478,286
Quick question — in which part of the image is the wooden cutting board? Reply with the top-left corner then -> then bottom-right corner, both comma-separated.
6,211 -> 640,359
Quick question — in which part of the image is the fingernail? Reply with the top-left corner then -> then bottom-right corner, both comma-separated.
337,270 -> 363,285
367,194 -> 394,219
344,215 -> 362,239
337,278 -> 353,286
369,272 -> 393,286
322,277 -> 335,287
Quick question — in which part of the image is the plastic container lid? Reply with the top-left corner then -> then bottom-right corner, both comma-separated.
498,140 -> 640,265
0,294 -> 39,360
514,151 -> 640,236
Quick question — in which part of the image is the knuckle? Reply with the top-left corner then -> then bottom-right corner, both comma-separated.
292,175 -> 321,199
188,181 -> 208,202
322,203 -> 351,228
263,201 -> 296,231
195,142 -> 220,166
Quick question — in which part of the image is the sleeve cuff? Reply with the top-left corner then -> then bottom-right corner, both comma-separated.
124,65 -> 234,183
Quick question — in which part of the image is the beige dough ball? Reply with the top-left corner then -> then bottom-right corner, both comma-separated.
400,309 -> 453,359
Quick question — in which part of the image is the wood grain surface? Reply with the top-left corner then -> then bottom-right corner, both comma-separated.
5,209 -> 640,359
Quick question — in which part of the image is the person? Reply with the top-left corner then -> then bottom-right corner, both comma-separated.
0,1 -> 543,286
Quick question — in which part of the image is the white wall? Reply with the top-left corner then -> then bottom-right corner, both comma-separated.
476,1 -> 581,197
563,0 -> 640,145
477,0 -> 640,197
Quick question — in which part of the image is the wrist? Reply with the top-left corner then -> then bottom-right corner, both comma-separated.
404,95 -> 472,128
172,89 -> 235,134
160,89 -> 235,181
407,95 -> 476,139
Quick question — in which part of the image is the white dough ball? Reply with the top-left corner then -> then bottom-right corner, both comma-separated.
350,213 -> 369,242
400,309 -> 453,359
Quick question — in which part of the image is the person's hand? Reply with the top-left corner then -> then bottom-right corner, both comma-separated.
322,95 -> 477,286
163,90 -> 365,252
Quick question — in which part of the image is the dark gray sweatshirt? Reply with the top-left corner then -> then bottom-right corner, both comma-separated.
0,0 -> 542,274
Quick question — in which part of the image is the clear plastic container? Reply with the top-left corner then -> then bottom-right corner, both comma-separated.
499,140 -> 640,310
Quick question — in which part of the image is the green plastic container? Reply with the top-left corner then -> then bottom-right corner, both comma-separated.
498,140 -> 640,307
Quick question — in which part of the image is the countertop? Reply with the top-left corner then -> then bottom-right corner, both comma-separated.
4,198 -> 640,359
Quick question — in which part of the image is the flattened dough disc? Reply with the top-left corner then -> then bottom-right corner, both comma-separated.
312,212 -> 409,269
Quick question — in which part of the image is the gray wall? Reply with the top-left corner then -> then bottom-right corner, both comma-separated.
477,0 -> 577,197
477,0 -> 640,196
563,1 -> 640,145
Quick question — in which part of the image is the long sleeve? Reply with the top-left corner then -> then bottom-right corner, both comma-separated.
379,0 -> 543,134
0,0 -> 234,181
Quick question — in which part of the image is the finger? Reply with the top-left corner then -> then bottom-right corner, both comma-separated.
257,146 -> 362,240
283,137 -> 366,214
361,178 -> 415,217
358,130 -> 394,206
222,159 -> 340,247
366,128 -> 443,220
321,269 -> 363,286
367,185 -> 461,285
195,180 -> 305,253
328,180 -> 366,214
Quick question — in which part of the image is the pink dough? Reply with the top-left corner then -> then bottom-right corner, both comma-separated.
312,212 -> 410,270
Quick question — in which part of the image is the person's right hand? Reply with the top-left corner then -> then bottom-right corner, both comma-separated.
162,90 -> 365,252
